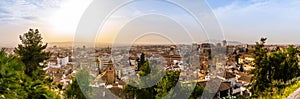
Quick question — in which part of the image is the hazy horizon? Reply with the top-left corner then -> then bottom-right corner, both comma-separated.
1,0 -> 300,47
1,39 -> 298,48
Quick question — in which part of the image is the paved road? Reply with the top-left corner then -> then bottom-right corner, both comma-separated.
287,88 -> 300,99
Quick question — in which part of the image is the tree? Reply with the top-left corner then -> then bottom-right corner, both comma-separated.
23,79 -> 60,99
124,60 -> 203,98
65,69 -> 92,99
268,49 -> 285,82
0,50 -> 27,98
189,83 -> 204,99
155,71 -> 180,98
0,50 -> 60,99
250,38 -> 300,96
138,61 -> 151,76
125,60 -> 157,99
123,84 -> 139,99
266,45 -> 299,84
14,29 -> 51,80
250,38 -> 272,95
64,78 -> 86,99
138,53 -> 145,71
124,61 -> 181,98
280,45 -> 299,83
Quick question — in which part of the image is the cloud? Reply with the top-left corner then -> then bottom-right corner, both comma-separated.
212,0 -> 300,44
0,14 -> 11,21
0,8 -> 9,14
21,16 -> 38,20
0,0 -> 63,24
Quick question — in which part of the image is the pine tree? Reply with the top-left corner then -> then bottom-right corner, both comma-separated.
250,38 -> 272,95
14,29 -> 51,80
0,50 -> 28,98
0,50 -> 60,99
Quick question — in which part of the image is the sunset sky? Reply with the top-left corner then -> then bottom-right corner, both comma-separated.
1,0 -> 300,47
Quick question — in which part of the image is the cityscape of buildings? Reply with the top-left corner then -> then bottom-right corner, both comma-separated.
1,0 -> 300,98
2,40 -> 298,98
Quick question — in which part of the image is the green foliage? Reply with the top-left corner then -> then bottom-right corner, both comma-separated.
123,60 -> 203,98
250,38 -> 271,95
23,79 -> 60,99
281,46 -> 299,82
57,83 -> 63,90
155,71 -> 180,98
14,29 -> 51,80
123,84 -> 139,99
138,61 -> 151,76
268,50 -> 285,82
189,83 -> 204,99
65,69 -> 92,99
138,53 -> 145,71
250,38 -> 300,97
76,69 -> 91,93
0,51 -> 27,98
64,78 -> 86,99
0,29 -> 60,99
253,80 -> 300,99
270,45 -> 300,83
0,51 -> 60,99
124,60 -> 159,99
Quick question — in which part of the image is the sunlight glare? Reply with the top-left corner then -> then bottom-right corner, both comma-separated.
49,0 -> 92,34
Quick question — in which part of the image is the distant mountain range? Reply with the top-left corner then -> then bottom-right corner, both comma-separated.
0,40 -> 244,48
47,40 -> 244,47
203,39 -> 244,45
47,42 -> 112,48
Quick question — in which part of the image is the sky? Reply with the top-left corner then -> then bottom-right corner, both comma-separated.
1,0 -> 300,47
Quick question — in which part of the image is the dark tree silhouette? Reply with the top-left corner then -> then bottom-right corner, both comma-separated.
14,29 -> 51,80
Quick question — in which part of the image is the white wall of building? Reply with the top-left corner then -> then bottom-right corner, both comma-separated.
57,57 -> 69,67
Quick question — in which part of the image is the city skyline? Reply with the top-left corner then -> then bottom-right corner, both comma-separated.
1,0 -> 300,47
2,1 -> 300,98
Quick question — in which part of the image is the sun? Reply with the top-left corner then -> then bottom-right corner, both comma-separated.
49,0 -> 92,34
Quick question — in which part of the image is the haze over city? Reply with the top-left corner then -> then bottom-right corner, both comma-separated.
3,0 -> 300,99
1,0 -> 300,47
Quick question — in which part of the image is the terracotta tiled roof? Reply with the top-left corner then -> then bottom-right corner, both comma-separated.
237,72 -> 252,82
197,78 -> 232,92
219,82 -> 231,91
224,71 -> 236,79
108,87 -> 124,97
